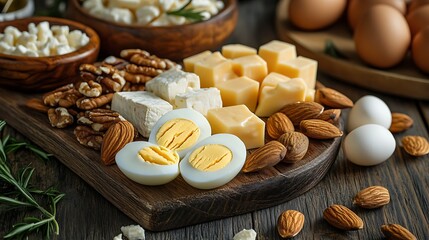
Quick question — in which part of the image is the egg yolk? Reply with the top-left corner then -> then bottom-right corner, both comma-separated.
156,118 -> 200,151
188,144 -> 232,171
138,146 -> 179,165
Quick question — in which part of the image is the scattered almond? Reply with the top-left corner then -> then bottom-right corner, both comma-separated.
381,224 -> 417,240
389,113 -> 413,133
323,204 -> 364,231
26,98 -> 50,113
315,87 -> 354,108
300,119 -> 343,139
242,141 -> 286,173
277,210 -> 305,239
401,136 -> 429,157
317,109 -> 341,124
280,102 -> 324,126
267,112 -> 294,139
101,120 -> 135,165
353,186 -> 390,209
278,132 -> 309,163
315,81 -> 326,90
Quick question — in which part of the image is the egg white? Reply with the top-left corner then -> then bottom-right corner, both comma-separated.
115,141 -> 179,185
180,134 -> 246,190
149,108 -> 212,158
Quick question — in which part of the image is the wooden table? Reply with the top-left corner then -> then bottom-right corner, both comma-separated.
1,0 -> 429,239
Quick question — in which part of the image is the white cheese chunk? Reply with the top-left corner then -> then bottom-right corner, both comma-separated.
175,87 -> 222,116
146,68 -> 200,105
120,225 -> 145,240
233,229 -> 257,240
136,6 -> 160,25
111,91 -> 173,137
113,233 -> 122,240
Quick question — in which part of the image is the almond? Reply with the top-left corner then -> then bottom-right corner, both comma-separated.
389,113 -> 414,133
315,87 -> 354,108
353,186 -> 390,209
280,102 -> 324,126
317,109 -> 341,124
323,204 -> 364,230
401,135 -> 429,157
300,119 -> 343,139
242,141 -> 286,173
267,112 -> 294,139
101,120 -> 135,165
277,210 -> 305,238
381,224 -> 417,240
278,132 -> 309,163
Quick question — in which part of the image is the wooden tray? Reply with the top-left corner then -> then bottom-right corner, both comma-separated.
0,87 -> 342,231
276,0 -> 429,100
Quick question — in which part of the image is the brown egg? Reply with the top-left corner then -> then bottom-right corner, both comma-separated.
406,5 -> 429,36
412,26 -> 429,73
288,0 -> 347,30
354,5 -> 411,68
408,0 -> 429,13
348,0 -> 406,30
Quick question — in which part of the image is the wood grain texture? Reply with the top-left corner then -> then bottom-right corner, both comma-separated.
65,0 -> 238,61
275,0 -> 429,101
0,16 -> 100,92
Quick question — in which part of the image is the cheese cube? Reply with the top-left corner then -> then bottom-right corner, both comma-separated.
174,87 -> 222,116
207,105 -> 265,149
222,44 -> 257,59
146,68 -> 200,104
260,72 -> 290,89
194,52 -> 237,88
232,55 -> 268,83
274,56 -> 317,89
111,91 -> 173,137
259,40 -> 296,72
255,78 -> 307,117
215,76 -> 259,112
183,50 -> 211,72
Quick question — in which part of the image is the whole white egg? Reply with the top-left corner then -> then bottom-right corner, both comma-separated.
343,124 -> 396,166
149,108 -> 211,158
180,134 -> 246,190
116,141 -> 180,185
347,95 -> 391,132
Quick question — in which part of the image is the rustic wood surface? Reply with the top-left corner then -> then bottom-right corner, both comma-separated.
1,0 -> 429,239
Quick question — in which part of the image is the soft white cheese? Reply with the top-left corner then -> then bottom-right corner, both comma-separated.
233,229 -> 257,240
113,233 -> 122,240
145,68 -> 200,105
111,91 -> 173,138
174,87 -> 222,116
121,225 -> 145,240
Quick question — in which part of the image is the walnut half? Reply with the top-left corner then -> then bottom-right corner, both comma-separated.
74,125 -> 104,150
48,107 -> 74,128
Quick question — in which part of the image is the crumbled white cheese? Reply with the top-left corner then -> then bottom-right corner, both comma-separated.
113,233 -> 123,240
233,229 -> 257,240
121,225 -> 145,240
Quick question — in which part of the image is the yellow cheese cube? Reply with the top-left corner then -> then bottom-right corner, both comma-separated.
194,52 -> 236,88
207,105 -> 265,149
183,50 -> 211,72
305,88 -> 315,102
260,72 -> 291,89
232,55 -> 268,83
255,78 -> 307,117
259,40 -> 297,72
216,76 -> 259,112
274,56 -> 318,89
222,44 -> 257,59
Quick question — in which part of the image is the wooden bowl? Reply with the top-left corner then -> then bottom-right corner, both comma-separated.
66,0 -> 238,60
0,16 -> 100,92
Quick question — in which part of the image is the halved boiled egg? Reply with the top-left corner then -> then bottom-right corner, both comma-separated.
180,134 -> 246,190
149,108 -> 211,158
115,141 -> 180,185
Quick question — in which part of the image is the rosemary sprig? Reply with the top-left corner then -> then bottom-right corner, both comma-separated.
167,0 -> 205,22
0,120 -> 64,239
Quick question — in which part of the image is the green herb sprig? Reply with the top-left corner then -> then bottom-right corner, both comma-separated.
0,120 -> 64,239
167,0 -> 205,22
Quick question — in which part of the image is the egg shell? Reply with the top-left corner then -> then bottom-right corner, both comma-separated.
347,0 -> 406,30
347,95 -> 392,133
412,26 -> 429,73
180,134 -> 246,190
343,124 -> 396,166
116,141 -> 180,185
288,0 -> 347,30
406,4 -> 429,36
149,108 -> 212,158
354,4 -> 411,68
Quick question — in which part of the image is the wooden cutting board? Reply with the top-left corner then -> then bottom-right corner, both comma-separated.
0,87 -> 343,231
